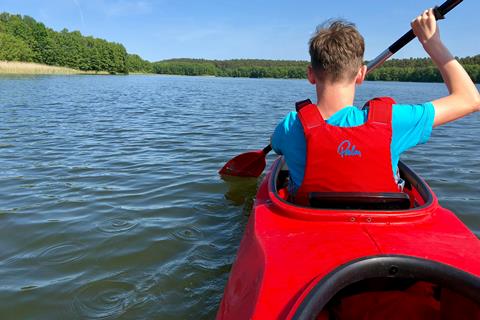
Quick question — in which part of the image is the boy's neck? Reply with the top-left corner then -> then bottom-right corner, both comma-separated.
315,80 -> 356,119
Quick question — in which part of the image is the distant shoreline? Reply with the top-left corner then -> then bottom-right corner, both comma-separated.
2,60 -> 478,85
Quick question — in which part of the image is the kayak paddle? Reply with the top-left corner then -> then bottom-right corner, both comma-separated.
366,0 -> 463,73
219,145 -> 272,177
219,0 -> 463,178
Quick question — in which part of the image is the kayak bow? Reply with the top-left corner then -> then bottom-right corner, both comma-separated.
217,158 -> 480,319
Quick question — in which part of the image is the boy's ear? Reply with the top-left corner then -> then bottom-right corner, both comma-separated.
355,65 -> 367,85
307,65 -> 316,84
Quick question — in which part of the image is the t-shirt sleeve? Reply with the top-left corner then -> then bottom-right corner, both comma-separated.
271,111 -> 297,155
391,102 -> 435,154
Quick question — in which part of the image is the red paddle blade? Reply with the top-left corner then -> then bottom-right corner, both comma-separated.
219,150 -> 267,178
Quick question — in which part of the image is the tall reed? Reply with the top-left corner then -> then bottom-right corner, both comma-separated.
0,61 -> 89,75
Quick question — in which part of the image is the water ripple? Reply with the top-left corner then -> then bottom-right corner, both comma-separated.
72,280 -> 136,319
171,226 -> 204,242
97,217 -> 139,234
37,242 -> 86,266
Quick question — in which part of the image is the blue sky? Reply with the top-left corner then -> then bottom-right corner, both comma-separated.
2,0 -> 479,62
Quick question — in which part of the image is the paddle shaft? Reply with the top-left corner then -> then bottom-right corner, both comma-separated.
262,145 -> 272,154
366,0 -> 463,74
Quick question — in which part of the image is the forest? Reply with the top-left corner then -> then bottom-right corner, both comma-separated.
150,57 -> 480,83
367,56 -> 480,83
0,13 -> 150,74
0,12 -> 479,82
151,59 -> 308,79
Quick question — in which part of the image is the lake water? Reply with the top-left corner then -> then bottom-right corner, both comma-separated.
0,75 -> 478,319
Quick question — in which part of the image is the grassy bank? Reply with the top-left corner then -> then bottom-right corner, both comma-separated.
0,61 -> 94,75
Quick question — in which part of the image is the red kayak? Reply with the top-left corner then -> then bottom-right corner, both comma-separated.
217,157 -> 480,319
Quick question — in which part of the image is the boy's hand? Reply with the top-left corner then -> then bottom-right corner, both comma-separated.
412,7 -> 480,127
411,8 -> 441,47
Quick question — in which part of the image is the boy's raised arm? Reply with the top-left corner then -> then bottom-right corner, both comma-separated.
411,8 -> 480,127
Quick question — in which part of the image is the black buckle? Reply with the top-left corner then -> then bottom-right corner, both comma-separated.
295,99 -> 312,112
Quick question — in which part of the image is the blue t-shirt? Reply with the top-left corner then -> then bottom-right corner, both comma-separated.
271,103 -> 435,192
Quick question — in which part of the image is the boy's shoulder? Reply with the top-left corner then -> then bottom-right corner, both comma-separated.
278,110 -> 301,130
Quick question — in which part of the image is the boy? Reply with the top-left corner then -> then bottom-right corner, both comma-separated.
271,8 -> 480,200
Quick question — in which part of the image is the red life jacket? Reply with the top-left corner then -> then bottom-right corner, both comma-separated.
295,97 -> 400,199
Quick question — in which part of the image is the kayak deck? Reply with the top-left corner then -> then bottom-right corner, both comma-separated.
217,158 -> 480,319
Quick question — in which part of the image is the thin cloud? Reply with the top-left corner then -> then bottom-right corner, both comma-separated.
72,0 -> 86,29
104,0 -> 153,17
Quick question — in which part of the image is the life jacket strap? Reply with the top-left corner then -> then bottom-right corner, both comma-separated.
365,97 -> 396,124
298,104 -> 325,131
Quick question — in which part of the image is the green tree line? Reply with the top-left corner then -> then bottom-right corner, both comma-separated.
0,13 -> 151,73
151,59 -> 307,78
366,57 -> 480,83
150,57 -> 479,83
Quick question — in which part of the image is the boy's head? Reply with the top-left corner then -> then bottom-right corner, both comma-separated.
308,20 -> 365,83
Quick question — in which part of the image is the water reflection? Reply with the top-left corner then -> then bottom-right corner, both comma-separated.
221,175 -> 258,208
